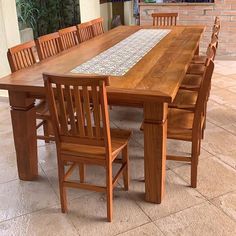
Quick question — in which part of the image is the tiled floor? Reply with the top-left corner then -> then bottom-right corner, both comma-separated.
0,60 -> 236,236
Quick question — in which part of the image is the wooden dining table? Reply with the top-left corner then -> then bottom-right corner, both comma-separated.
0,25 -> 204,204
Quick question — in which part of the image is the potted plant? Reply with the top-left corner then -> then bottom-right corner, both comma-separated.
16,0 -> 39,42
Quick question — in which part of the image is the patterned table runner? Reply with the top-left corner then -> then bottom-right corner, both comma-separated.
71,29 -> 171,76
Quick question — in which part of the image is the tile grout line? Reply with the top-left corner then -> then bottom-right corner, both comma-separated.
206,119 -> 236,137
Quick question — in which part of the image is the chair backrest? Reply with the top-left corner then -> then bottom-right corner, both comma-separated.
214,16 -> 220,26
152,13 -> 178,26
77,22 -> 94,43
43,74 -> 112,157
36,32 -> 62,60
58,26 -> 79,50
193,60 -> 214,133
7,40 -> 37,72
91,18 -> 104,37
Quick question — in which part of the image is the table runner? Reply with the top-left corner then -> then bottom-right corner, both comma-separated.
71,29 -> 171,76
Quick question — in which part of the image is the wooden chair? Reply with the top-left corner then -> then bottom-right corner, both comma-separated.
58,26 -> 79,50
192,17 -> 220,65
7,41 -> 53,142
43,74 -> 131,222
7,40 -> 37,72
187,42 -> 217,76
91,17 -> 105,37
36,32 -> 62,60
77,22 -> 94,43
181,43 -> 216,91
152,13 -> 178,26
167,60 -> 214,187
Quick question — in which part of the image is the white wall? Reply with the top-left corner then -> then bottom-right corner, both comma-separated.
80,0 -> 100,23
100,3 -> 112,31
0,0 -> 20,78
124,1 -> 135,26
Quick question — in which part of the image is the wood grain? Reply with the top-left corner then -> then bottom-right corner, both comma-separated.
0,25 -> 204,204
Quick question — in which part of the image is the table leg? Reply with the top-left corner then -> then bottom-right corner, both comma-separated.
143,102 -> 168,203
9,91 -> 38,180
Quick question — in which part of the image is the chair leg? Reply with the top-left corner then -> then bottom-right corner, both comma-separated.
106,163 -> 113,222
58,164 -> 68,213
79,164 -> 85,183
43,120 -> 50,143
191,138 -> 200,188
122,145 -> 129,191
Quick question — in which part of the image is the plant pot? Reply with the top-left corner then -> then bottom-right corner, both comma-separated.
20,28 -> 34,43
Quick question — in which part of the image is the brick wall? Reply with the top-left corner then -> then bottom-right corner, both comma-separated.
139,1 -> 236,57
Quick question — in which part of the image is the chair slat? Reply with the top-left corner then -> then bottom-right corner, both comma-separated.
73,86 -> 85,136
65,85 -> 77,135
91,84 -> 101,138
82,86 -> 93,137
56,84 -> 69,135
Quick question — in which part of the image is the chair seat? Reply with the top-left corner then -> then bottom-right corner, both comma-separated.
187,64 -> 205,75
60,128 -> 132,160
167,108 -> 194,141
169,90 -> 198,109
180,74 -> 203,90
191,55 -> 207,64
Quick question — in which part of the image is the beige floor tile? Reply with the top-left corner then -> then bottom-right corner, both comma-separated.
221,123 -> 236,136
202,121 -> 236,153
206,99 -> 222,111
128,145 -> 145,180
155,202 -> 236,236
212,75 -> 236,89
68,191 -> 150,236
211,191 -> 236,221
0,124 -> 15,155
0,206 -> 78,236
201,123 -> 236,169
210,87 -> 236,110
129,170 -> 206,221
0,153 -> 18,184
0,173 -> 59,222
214,64 -> 236,76
174,157 -> 236,199
215,151 -> 236,170
118,222 -> 164,236
38,144 -> 58,172
207,106 -> 236,126
227,85 -> 236,94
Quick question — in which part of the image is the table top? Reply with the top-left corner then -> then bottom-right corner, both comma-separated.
0,25 -> 204,104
